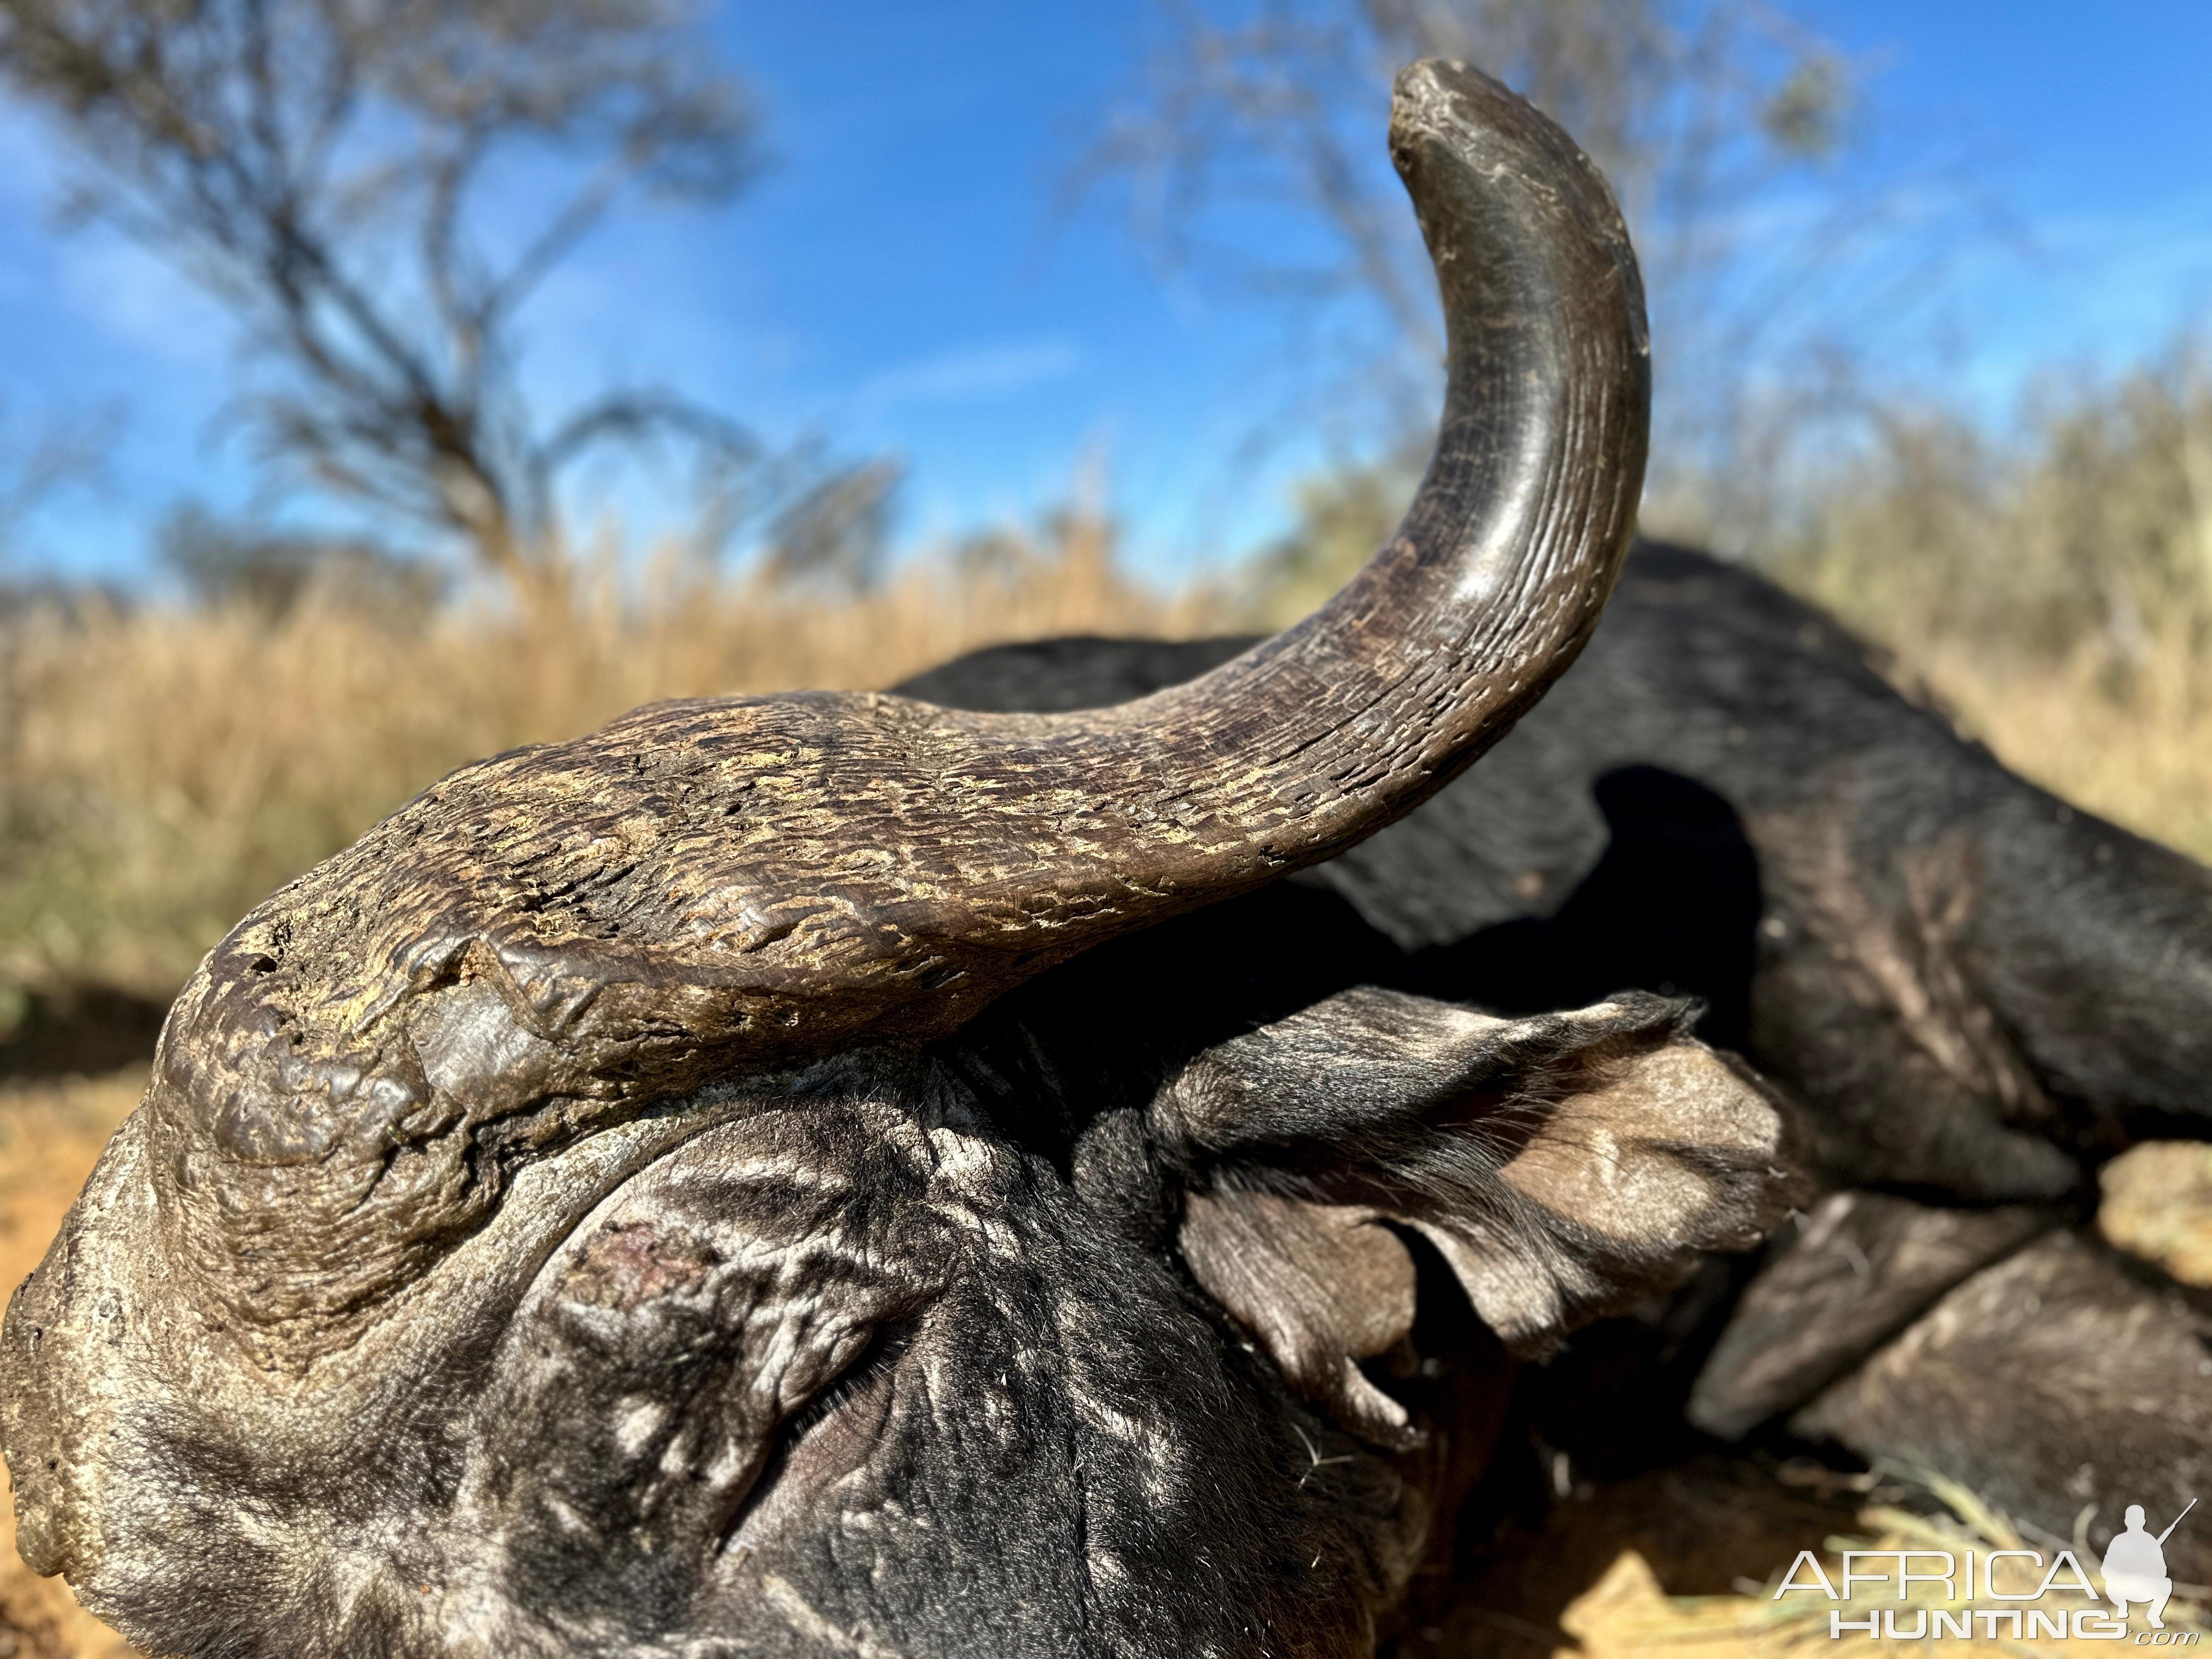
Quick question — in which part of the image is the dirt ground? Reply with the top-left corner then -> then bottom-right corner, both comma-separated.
3,1060 -> 2205,1658
0,1065 -> 146,1659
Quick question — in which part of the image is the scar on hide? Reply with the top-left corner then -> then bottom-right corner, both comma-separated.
559,1221 -> 717,1310
1755,803 -> 2047,1116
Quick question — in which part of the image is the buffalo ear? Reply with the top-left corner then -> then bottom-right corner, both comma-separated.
1181,1189 -> 1421,1447
1154,989 -> 1802,1445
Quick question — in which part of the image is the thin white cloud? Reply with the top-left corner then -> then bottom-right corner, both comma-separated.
850,339 -> 1082,417
58,235 -> 234,366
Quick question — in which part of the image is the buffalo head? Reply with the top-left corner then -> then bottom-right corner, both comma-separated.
2,63 -> 1798,1657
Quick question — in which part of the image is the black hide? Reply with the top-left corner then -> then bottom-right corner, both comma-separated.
899,538 -> 2212,1578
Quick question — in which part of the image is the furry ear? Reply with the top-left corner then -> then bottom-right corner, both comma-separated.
1156,989 -> 1802,1447
1180,1189 -> 1420,1445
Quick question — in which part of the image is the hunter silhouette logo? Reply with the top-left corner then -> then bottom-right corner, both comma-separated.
2106,1500 -> 2197,1629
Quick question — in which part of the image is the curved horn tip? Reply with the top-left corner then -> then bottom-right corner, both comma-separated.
1389,57 -> 1536,143
1386,57 -> 1648,342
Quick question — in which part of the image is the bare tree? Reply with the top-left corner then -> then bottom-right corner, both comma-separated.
1089,0 -> 1987,553
0,0 -> 774,611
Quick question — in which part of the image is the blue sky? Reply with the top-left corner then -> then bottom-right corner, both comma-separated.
3,1 -> 2209,585
1791,1 -> 2212,398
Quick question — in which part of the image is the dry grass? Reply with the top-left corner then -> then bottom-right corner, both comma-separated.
1453,1471 -> 2210,1656
1436,1453 -> 2212,1657
7,564 -> 2208,1012
0,527 -> 1229,1001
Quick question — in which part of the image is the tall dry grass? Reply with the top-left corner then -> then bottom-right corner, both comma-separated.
0,522 -> 1228,1001
1773,338 -> 2212,865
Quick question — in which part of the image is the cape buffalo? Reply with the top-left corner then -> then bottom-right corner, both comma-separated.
901,539 -> 2212,1583
3,61 -> 1805,1658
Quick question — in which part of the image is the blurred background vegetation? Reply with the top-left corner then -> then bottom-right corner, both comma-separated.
0,0 -> 2207,1018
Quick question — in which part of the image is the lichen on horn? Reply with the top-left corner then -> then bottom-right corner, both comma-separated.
28,59 -> 1651,1371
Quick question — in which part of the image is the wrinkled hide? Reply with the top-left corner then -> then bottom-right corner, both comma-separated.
1687,1190 -> 2059,1438
1795,1231 -> 2212,1584
5,1076 -> 1408,1655
4,960 -> 1793,1656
